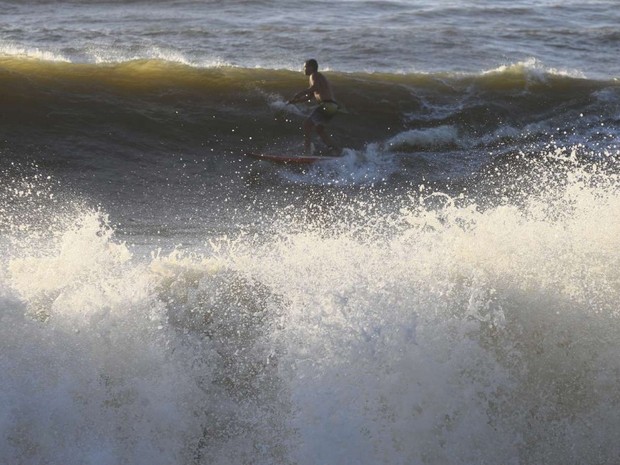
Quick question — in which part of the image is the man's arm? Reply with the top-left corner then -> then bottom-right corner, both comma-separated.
288,88 -> 312,104
288,76 -> 318,104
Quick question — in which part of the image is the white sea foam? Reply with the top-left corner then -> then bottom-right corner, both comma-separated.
242,156 -> 620,464
278,144 -> 400,186
484,57 -> 587,80
2,150 -> 620,464
0,40 -> 234,68
1,213 -> 211,464
0,43 -> 71,63
386,125 -> 461,150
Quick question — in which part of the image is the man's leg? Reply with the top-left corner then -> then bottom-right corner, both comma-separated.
316,124 -> 336,150
303,119 -> 314,154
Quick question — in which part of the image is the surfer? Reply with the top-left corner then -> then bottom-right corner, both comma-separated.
288,59 -> 340,155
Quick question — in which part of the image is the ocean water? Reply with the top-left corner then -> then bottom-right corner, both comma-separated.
1,1 -> 620,464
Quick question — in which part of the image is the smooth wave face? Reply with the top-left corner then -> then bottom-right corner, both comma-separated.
1,57 -> 618,173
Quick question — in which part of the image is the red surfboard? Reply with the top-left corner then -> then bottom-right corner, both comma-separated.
247,152 -> 342,164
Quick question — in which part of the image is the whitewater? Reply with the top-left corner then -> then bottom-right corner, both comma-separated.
2,150 -> 620,464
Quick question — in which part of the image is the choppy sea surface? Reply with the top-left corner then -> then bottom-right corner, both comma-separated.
1,1 -> 620,464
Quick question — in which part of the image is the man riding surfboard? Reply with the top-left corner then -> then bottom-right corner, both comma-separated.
288,59 -> 340,155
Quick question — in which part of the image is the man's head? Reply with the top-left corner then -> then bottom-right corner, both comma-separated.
304,59 -> 318,75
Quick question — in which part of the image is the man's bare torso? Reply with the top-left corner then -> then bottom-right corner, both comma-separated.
309,72 -> 334,102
